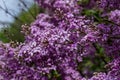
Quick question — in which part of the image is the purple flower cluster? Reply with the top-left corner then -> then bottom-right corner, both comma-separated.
99,0 -> 120,11
107,57 -> 120,80
0,0 -> 120,80
97,23 -> 120,57
109,10 -> 120,25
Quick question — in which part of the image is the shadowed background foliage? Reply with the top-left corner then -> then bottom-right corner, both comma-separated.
0,0 -> 43,43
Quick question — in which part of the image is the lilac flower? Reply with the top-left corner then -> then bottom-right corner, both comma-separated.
0,0 -> 120,79
88,72 -> 114,80
99,0 -> 120,11
109,10 -> 120,25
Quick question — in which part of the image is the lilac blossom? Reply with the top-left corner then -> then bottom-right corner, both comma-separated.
0,0 -> 120,80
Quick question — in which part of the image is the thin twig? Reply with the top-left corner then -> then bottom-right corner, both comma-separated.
19,0 -> 36,19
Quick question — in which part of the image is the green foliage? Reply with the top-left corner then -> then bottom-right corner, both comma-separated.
78,0 -> 89,5
77,44 -> 111,78
48,70 -> 61,80
82,9 -> 103,22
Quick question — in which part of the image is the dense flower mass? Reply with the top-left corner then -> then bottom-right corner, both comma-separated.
109,10 -> 120,25
0,0 -> 120,80
99,0 -> 120,11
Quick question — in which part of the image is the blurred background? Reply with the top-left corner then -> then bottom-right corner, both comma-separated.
0,0 -> 42,43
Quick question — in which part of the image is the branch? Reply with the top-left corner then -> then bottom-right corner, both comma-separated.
0,6 -> 23,23
19,0 -> 36,19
